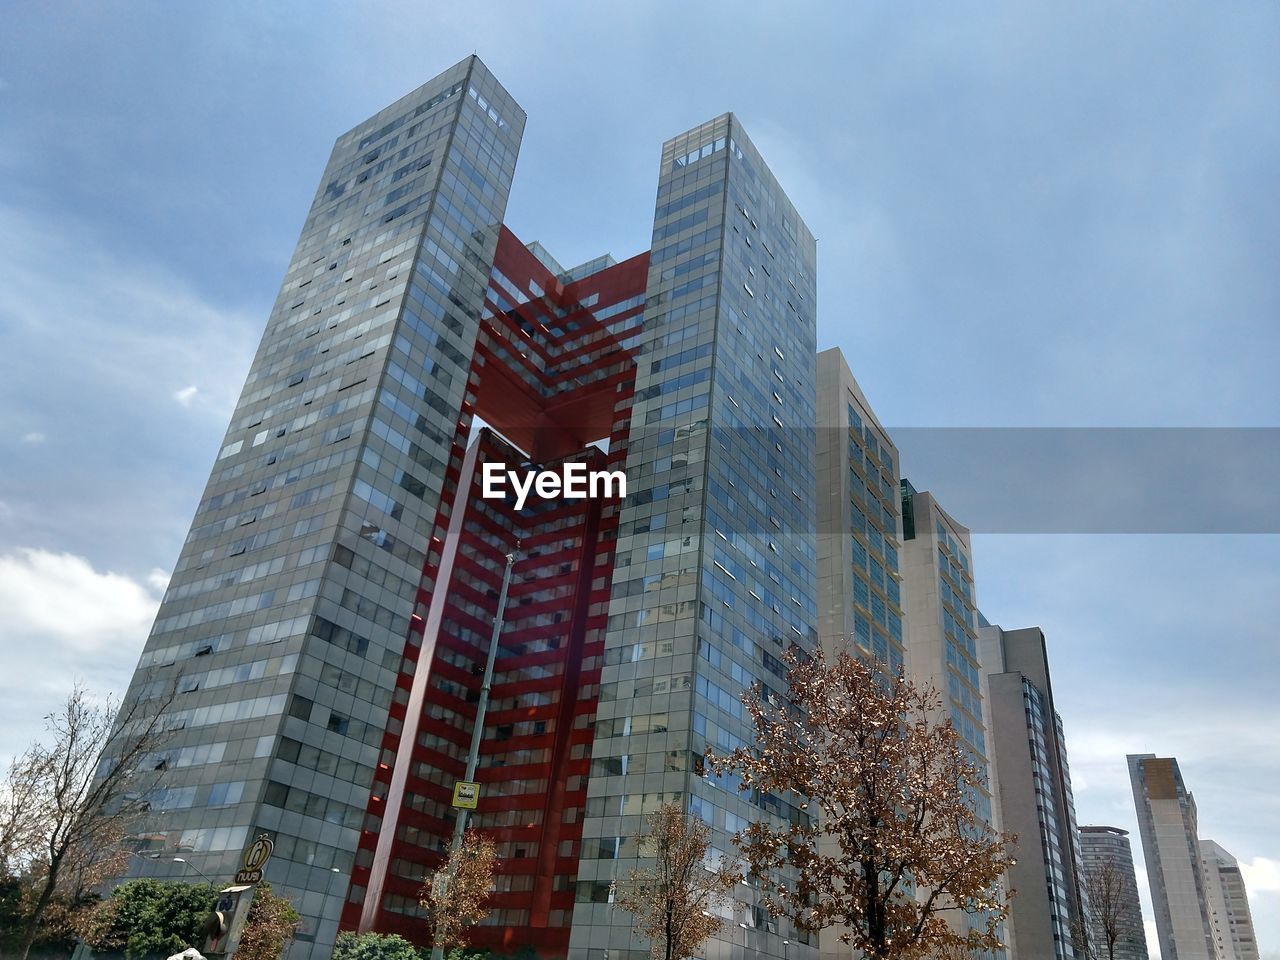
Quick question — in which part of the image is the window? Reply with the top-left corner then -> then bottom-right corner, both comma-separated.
208,781 -> 245,807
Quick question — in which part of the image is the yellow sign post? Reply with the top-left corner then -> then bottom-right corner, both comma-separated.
451,781 -> 480,810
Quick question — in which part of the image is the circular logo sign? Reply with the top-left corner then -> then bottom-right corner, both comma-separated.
234,835 -> 274,885
242,836 -> 273,871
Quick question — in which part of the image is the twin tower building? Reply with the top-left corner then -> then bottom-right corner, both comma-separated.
117,56 -> 1100,959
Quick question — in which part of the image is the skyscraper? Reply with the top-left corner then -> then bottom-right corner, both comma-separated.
1129,754 -> 1217,960
114,56 -> 527,956
112,55 -> 819,960
814,348 -> 906,675
1078,826 -> 1149,960
977,623 -> 1087,959
899,484 -> 1000,826
1200,839 -> 1261,960
566,110 -> 818,960
898,487 -> 1005,955
813,348 -> 907,960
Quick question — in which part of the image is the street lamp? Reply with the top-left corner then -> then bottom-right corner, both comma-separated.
326,867 -> 343,903
172,856 -> 216,889
783,939 -> 790,960
429,549 -> 518,960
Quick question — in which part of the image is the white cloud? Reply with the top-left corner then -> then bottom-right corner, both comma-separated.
0,548 -> 160,652
0,548 -> 160,761
20,431 -> 45,444
173,385 -> 199,407
147,567 -> 171,593
1240,856 -> 1280,893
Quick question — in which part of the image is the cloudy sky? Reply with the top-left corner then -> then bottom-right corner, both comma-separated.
2,2 -> 1277,954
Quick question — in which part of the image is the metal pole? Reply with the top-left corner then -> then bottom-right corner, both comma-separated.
173,856 -> 216,889
430,548 -> 517,960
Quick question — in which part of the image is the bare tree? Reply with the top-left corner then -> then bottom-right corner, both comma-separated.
0,754 -> 42,875
707,647 -> 1015,960
1079,859 -> 1126,960
1,683 -> 174,960
419,830 -> 498,954
611,803 -> 739,960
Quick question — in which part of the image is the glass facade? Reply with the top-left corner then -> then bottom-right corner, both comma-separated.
112,63 -> 820,960
1079,826 -> 1150,960
113,57 -> 526,958
108,54 -> 1060,960
567,115 -> 818,960
349,228 -> 648,956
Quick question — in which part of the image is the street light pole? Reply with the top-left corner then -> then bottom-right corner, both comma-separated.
173,856 -> 216,889
428,548 -> 517,960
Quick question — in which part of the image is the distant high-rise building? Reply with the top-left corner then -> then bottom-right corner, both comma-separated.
1200,839 -> 1261,960
978,624 -> 1087,959
110,54 -> 820,960
1078,826 -> 1150,960
899,483 -> 1005,953
1129,754 -> 1217,960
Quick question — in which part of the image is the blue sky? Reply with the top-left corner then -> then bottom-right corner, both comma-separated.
1,3 -> 1277,954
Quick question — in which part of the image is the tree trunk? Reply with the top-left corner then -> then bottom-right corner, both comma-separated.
18,863 -> 60,960
665,900 -> 673,960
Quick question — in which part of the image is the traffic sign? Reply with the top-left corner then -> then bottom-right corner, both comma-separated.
451,781 -> 480,809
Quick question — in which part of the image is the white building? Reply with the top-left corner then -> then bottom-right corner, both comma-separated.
1200,839 -> 1261,960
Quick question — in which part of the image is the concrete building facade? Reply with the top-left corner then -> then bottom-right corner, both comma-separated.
813,349 -> 908,960
1200,839 -> 1261,960
978,624 -> 1087,960
814,349 -> 906,675
1129,754 -> 1217,960
898,488 -> 1005,955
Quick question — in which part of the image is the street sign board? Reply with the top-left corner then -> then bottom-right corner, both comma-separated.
451,780 -> 480,809
233,834 -> 274,885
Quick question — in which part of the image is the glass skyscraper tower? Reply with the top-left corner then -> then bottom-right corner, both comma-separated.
567,115 -> 818,960
112,56 -> 818,960
115,56 -> 525,956
1078,826 -> 1151,960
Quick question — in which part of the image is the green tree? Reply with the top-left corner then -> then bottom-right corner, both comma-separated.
332,930 -> 422,960
77,878 -> 214,959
